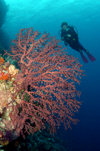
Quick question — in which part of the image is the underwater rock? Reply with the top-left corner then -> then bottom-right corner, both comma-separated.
0,0 -> 9,54
0,0 -> 8,28
1,130 -> 67,151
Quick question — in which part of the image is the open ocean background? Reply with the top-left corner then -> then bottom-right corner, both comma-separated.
1,0 -> 100,150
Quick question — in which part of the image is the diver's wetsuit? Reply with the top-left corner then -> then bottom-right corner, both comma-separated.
61,25 -> 96,63
61,26 -> 86,52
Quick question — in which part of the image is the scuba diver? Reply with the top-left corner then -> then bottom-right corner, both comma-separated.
61,22 -> 96,63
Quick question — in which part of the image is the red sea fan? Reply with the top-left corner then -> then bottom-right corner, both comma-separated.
5,27 -> 83,136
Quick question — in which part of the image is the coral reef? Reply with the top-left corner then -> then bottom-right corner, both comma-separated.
0,27 -> 82,146
0,57 -> 22,146
1,130 -> 67,151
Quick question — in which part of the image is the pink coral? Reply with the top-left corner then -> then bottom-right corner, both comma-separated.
2,27 -> 82,139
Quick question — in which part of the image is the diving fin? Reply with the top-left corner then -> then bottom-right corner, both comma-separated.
86,52 -> 96,62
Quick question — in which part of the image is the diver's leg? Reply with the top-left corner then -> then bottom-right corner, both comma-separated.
73,43 -> 88,63
82,48 -> 96,62
84,50 -> 96,62
80,51 -> 88,63
78,43 -> 96,62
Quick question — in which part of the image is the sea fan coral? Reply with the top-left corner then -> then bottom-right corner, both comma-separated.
0,27 -> 82,144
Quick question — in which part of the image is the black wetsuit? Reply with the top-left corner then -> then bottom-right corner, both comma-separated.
61,26 -> 86,52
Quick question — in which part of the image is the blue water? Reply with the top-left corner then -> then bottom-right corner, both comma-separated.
2,0 -> 100,150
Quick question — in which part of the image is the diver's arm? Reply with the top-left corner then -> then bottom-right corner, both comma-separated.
61,35 -> 68,46
61,36 -> 64,41
64,41 -> 68,46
